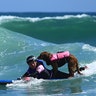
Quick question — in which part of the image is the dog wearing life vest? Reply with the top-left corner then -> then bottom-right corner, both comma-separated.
37,51 -> 82,78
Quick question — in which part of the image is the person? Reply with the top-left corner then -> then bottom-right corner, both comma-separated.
18,55 -> 71,80
21,55 -> 51,79
37,51 -> 82,78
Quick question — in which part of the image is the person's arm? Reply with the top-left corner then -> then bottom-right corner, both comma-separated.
21,72 -> 29,78
29,71 -> 39,78
17,72 -> 29,80
36,61 -> 51,79
36,65 -> 50,79
21,68 -> 32,78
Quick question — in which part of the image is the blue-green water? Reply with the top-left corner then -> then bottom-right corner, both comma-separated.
0,12 -> 96,96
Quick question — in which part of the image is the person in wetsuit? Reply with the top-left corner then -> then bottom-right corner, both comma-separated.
21,55 -> 51,79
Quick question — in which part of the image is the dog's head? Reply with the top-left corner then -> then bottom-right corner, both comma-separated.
37,51 -> 52,62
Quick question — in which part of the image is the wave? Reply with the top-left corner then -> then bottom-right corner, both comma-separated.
0,14 -> 96,45
0,13 -> 90,22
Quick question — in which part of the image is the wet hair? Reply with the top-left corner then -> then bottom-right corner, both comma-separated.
26,55 -> 36,64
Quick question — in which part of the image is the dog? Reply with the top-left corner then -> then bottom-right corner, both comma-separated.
37,51 -> 82,77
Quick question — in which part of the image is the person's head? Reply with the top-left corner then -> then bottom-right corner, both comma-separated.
26,55 -> 37,69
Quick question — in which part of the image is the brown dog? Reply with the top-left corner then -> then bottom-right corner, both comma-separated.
37,51 -> 82,78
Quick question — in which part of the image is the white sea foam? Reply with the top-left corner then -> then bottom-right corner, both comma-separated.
82,44 -> 96,52
0,14 -> 89,23
23,14 -> 89,22
6,77 -> 44,88
80,61 -> 96,76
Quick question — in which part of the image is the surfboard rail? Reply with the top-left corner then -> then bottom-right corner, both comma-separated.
0,80 -> 13,85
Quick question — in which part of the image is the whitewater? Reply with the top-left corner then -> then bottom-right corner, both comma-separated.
0,12 -> 96,96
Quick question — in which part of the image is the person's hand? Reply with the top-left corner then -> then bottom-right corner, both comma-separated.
23,77 -> 31,81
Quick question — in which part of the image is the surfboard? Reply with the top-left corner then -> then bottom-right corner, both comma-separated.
0,80 -> 13,85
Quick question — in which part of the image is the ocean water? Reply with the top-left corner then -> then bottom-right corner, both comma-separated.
0,12 -> 96,96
